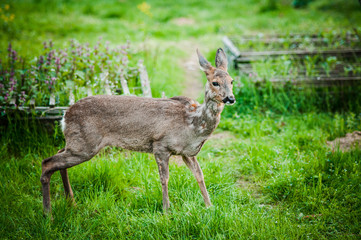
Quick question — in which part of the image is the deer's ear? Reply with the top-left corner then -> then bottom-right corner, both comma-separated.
215,48 -> 228,71
197,49 -> 213,74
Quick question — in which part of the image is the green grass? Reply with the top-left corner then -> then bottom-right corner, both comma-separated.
1,0 -> 361,239
1,113 -> 361,239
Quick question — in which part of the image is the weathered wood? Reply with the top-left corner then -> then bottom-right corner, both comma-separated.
1,63 -> 153,119
29,99 -> 35,110
87,87 -> 93,96
237,37 -> 360,45
120,75 -> 130,95
250,76 -> 361,85
10,97 -> 16,106
49,93 -> 55,108
234,33 -> 359,42
138,61 -> 152,98
101,72 -> 111,95
223,36 -> 241,58
69,91 -> 75,105
236,49 -> 361,63
161,91 -> 166,99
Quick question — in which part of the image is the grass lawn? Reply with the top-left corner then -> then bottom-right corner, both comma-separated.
1,0 -> 361,239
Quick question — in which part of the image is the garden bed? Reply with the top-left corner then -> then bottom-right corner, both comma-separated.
0,39 -> 151,120
223,30 -> 361,86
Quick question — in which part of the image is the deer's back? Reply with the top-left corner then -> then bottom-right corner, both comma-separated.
63,95 -> 193,153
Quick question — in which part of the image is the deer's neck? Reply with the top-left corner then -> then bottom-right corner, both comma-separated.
190,87 -> 224,136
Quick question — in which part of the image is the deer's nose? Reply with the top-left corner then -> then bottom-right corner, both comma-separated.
222,96 -> 236,105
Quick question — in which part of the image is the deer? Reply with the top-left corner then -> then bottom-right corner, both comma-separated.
40,48 -> 235,214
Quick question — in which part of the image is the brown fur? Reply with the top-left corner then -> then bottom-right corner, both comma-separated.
40,48 -> 235,214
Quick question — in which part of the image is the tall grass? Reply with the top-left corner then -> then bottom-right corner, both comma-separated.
222,73 -> 361,117
1,112 -> 361,238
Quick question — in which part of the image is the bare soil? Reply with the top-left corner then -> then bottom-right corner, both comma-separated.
327,131 -> 361,151
178,41 -> 204,100
172,17 -> 195,26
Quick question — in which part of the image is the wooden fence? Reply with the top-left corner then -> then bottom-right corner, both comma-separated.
223,34 -> 361,86
3,64 -> 152,120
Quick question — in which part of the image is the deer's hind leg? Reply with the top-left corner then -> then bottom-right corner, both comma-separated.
54,148 -> 75,202
60,169 -> 75,204
40,148 -> 96,214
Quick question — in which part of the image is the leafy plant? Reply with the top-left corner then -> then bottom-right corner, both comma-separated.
0,39 -> 142,110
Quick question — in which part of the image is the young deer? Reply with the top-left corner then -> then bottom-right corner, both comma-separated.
40,48 -> 235,213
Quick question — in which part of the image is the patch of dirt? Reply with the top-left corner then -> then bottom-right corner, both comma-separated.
237,177 -> 263,199
172,17 -> 195,26
169,132 -> 235,167
209,131 -> 236,140
170,155 -> 184,166
179,41 -> 204,100
327,131 -> 361,151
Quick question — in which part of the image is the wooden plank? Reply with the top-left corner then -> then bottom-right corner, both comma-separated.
10,97 -> 16,106
120,75 -> 130,95
251,76 -> 361,83
29,99 -> 35,110
237,37 -> 360,44
49,93 -> 55,108
234,33 -> 359,41
69,91 -> 75,105
236,49 -> 361,63
222,36 -> 241,58
101,72 -> 111,95
138,61 -> 152,97
17,106 -> 69,111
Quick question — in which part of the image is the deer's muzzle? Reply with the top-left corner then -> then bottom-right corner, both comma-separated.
222,96 -> 236,105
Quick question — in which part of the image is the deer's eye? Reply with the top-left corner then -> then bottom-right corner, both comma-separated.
212,82 -> 219,87
231,80 -> 234,85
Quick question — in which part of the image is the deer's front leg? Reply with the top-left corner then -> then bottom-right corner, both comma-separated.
154,151 -> 171,211
182,156 -> 212,207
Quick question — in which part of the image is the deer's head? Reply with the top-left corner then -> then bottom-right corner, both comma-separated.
197,48 -> 235,105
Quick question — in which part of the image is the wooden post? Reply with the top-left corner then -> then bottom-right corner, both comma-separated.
138,61 -> 152,97
49,93 -> 55,108
120,74 -> 130,95
29,99 -> 35,113
69,91 -> 75,106
87,87 -> 93,96
102,72 -> 111,95
10,97 -> 16,107
222,36 -> 241,69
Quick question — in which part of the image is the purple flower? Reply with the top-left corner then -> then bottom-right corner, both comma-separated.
43,41 -> 48,49
39,55 -> 44,65
11,50 -> 17,61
